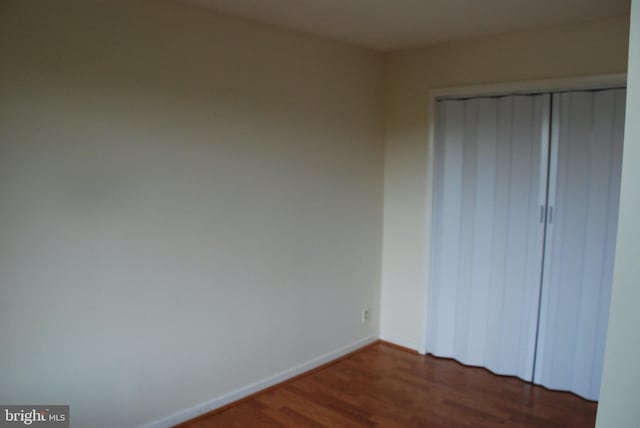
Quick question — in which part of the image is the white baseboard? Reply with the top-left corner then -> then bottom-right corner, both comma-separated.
140,335 -> 379,428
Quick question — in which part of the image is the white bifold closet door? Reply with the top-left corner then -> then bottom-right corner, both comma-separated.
428,94 -> 550,381
533,89 -> 626,400
428,88 -> 625,401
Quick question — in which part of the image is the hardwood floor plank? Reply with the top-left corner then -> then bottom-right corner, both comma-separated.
177,342 -> 597,427
261,405 -> 327,428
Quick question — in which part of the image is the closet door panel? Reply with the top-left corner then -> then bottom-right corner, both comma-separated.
429,99 -> 465,357
465,99 -> 498,365
534,89 -> 626,400
428,95 -> 549,381
591,91 -> 626,397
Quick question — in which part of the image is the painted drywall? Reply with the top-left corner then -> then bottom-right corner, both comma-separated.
596,1 -> 640,426
380,16 -> 630,350
0,1 -> 384,427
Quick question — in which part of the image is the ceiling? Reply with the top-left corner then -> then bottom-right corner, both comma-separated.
184,0 -> 629,51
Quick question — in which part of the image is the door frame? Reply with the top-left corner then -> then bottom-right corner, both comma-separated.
419,73 -> 628,355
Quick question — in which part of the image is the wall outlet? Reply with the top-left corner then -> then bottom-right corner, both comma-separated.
362,307 -> 371,323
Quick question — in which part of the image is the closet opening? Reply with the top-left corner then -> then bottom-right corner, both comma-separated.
424,75 -> 627,401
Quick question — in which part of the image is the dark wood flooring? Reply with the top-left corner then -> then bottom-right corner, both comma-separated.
177,341 -> 597,427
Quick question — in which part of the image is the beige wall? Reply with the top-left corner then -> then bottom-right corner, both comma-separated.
597,2 -> 640,426
380,16 -> 630,350
0,1 -> 384,427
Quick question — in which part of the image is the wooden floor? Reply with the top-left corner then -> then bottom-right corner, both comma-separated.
178,342 -> 597,427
